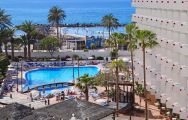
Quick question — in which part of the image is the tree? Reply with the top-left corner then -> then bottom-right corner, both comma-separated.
0,28 -> 16,58
0,53 -> 10,83
9,29 -> 17,60
110,48 -> 118,60
90,43 -> 96,50
0,9 -> 12,53
135,29 -> 158,120
135,82 -> 144,107
110,32 -> 127,49
108,59 -> 126,114
102,14 -> 119,38
18,35 -> 28,59
104,39 -> 114,49
72,54 -> 80,78
93,72 -> 107,90
40,36 -> 59,57
0,28 -> 9,56
0,8 -> 12,30
2,28 -> 17,60
125,23 -> 138,104
18,21 -> 36,59
108,33 -> 127,60
48,6 -> 66,41
75,74 -> 94,101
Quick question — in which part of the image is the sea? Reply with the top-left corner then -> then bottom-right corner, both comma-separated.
0,0 -> 135,36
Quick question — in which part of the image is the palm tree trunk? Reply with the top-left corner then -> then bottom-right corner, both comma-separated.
56,23 -> 59,40
108,27 -> 111,39
24,46 -> 27,60
131,50 -> 135,104
85,86 -> 89,101
115,66 -> 119,114
143,47 -> 148,120
28,43 -> 31,59
72,59 -> 74,80
78,59 -> 80,78
11,42 -> 14,60
0,42 -> 3,53
4,44 -> 8,57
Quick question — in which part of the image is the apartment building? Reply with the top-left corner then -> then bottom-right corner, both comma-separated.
132,0 -> 188,119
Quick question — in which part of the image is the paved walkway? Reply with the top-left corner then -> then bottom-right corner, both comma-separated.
0,88 -> 47,109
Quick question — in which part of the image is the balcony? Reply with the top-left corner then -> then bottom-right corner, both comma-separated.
160,38 -> 167,48
160,57 -> 167,66
166,59 -> 173,68
172,102 -> 180,114
180,65 -> 188,77
160,93 -> 167,103
166,40 -> 174,50
132,0 -> 188,11
149,85 -> 156,94
155,54 -> 161,63
180,44 -> 188,55
166,97 -> 173,108
179,107 -> 187,120
172,42 -> 180,52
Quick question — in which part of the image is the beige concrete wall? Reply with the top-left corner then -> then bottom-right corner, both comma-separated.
8,49 -> 130,59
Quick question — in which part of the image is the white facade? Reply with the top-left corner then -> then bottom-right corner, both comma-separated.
132,0 -> 188,119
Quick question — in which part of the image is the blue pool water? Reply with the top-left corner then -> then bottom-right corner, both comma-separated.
24,66 -> 100,90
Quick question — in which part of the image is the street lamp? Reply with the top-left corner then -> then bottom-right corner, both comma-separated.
19,58 -> 23,93
16,62 -> 19,92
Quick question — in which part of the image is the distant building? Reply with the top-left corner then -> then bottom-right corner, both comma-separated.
86,36 -> 102,49
63,34 -> 103,50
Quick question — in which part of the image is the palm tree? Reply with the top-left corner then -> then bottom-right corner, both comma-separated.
117,34 -> 127,50
135,82 -> 144,107
18,35 -> 28,59
93,72 -> 107,90
0,30 -> 8,56
0,8 -> 12,30
0,28 -> 14,57
76,74 -> 94,101
48,6 -> 66,41
6,28 -> 16,60
110,49 -> 118,60
110,32 -> 126,49
135,29 -> 158,120
72,54 -> 80,78
108,59 -> 126,114
18,21 -> 36,59
102,14 -> 119,38
125,23 -> 138,104
108,33 -> 127,60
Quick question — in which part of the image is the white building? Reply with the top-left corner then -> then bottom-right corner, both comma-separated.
132,0 -> 188,119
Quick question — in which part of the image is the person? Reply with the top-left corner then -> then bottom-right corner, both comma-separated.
44,99 -> 47,105
47,98 -> 50,105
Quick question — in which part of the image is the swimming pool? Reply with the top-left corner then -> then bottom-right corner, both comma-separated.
23,66 -> 100,91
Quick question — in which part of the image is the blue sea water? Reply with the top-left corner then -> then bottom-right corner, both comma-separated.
0,0 -> 135,25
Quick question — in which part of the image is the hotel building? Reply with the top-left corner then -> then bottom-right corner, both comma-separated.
132,0 -> 188,119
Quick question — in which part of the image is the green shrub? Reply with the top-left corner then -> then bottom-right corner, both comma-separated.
0,53 -> 10,78
96,56 -> 104,60
84,49 -> 88,52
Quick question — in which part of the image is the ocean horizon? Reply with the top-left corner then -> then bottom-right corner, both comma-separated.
0,0 -> 135,25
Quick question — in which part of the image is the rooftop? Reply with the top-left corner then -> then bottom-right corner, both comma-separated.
0,99 -> 115,120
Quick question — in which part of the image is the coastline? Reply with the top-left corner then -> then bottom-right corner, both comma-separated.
16,23 -> 128,28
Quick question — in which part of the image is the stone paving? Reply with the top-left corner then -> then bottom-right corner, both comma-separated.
0,84 -> 165,120
0,88 -> 47,109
